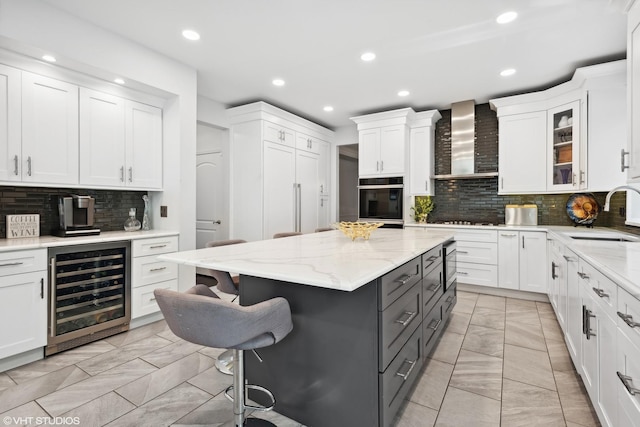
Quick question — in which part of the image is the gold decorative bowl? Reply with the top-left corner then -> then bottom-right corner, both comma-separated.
335,221 -> 384,241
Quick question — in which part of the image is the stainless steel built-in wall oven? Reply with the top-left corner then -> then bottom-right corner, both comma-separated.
46,241 -> 131,356
358,177 -> 403,227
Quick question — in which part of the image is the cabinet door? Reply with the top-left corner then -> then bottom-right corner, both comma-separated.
0,64 -> 21,182
497,231 -> 519,290
79,88 -> 126,187
318,196 -> 330,229
617,330 -> 640,427
409,126 -> 434,195
296,150 -> 320,234
125,100 -> 163,189
498,112 -> 547,194
263,141 -> 296,239
519,232 -> 547,293
628,2 -> 640,182
264,121 -> 295,147
565,251 -> 581,367
547,239 -> 561,313
548,100 -> 582,191
0,271 -> 47,359
379,125 -> 405,175
358,128 -> 380,176
581,288 -> 598,399
296,132 -> 321,154
21,72 -> 79,185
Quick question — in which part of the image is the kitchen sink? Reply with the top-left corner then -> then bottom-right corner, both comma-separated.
565,231 -> 640,242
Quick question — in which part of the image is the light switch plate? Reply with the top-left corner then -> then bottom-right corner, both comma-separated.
160,206 -> 168,217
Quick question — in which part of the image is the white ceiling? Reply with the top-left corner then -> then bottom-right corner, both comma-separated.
41,0 -> 628,129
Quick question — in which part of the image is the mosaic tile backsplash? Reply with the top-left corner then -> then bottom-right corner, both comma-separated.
0,186 -> 147,238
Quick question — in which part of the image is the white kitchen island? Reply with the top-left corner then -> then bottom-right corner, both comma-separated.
159,228 -> 455,427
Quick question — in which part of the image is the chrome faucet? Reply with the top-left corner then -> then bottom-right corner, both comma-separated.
603,185 -> 640,211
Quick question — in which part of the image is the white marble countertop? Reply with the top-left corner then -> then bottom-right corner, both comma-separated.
159,228 -> 455,292
408,222 -> 640,300
0,230 -> 179,252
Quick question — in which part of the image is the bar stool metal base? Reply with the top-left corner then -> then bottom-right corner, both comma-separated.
242,418 -> 277,426
214,349 -> 234,375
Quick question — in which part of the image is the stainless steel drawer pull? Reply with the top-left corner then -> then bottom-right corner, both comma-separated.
592,287 -> 609,298
428,318 -> 442,331
577,272 -> 589,279
457,250 -> 469,254
13,155 -> 18,175
150,297 -> 156,301
617,311 -> 640,328
27,156 -> 32,176
563,255 -> 577,262
427,283 -> 442,293
617,371 -> 640,396
501,233 -> 517,237
445,296 -> 454,304
149,244 -> 168,249
458,271 -> 468,275
424,255 -> 439,262
395,311 -> 417,327
395,358 -> 418,381
395,273 -> 415,286
0,261 -> 24,267
149,266 -> 167,272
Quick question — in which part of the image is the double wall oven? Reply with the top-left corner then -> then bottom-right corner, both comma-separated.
358,177 -> 404,227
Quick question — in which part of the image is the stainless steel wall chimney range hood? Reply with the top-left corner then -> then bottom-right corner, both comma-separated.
433,100 -> 498,180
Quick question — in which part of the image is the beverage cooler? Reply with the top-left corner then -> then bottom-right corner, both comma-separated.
46,241 -> 131,356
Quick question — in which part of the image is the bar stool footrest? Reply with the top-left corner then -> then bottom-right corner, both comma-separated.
224,384 -> 276,412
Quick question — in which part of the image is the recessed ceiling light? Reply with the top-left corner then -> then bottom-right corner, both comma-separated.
114,78 -> 125,85
323,106 -> 334,112
42,55 -> 56,63
182,29 -> 201,41
272,78 -> 285,86
361,52 -> 376,62
496,11 -> 518,24
500,68 -> 516,77
398,90 -> 410,97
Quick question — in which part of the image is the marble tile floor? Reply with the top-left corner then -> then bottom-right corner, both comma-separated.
0,291 -> 599,427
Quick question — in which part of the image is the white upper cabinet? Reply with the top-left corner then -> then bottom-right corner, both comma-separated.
0,64 -> 21,182
21,72 -> 79,185
409,110 -> 441,196
491,60 -> 625,194
497,111 -> 547,194
628,1 -> 640,182
80,88 -> 162,190
264,121 -> 295,147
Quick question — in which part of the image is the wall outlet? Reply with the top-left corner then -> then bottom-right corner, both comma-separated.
160,206 -> 168,217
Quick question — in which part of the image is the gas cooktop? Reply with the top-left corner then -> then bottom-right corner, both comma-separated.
433,220 -> 496,226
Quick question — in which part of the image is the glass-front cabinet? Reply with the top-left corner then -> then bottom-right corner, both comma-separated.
548,100 -> 582,191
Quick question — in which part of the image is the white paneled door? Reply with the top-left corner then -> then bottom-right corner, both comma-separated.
196,152 -> 228,248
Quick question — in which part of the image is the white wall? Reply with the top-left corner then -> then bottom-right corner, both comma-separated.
0,0 -> 198,290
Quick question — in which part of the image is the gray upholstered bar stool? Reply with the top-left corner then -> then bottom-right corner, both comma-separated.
204,239 -> 247,374
154,285 -> 293,427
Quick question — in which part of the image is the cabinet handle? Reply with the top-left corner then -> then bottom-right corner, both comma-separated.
551,261 -> 558,279
380,160 -> 384,171
149,266 -> 167,272
426,283 -> 442,293
40,277 -> 44,299
621,149 -> 630,172
0,261 -> 23,267
617,311 -> 640,328
149,244 -> 167,249
320,198 -> 324,207
445,295 -> 454,304
617,371 -> 640,396
577,271 -> 589,279
457,250 -> 468,254
458,271 -> 468,275
395,358 -> 418,381
572,173 -> 576,186
120,166 -> 125,182
501,177 -> 504,189
50,257 -> 57,338
501,233 -> 517,237
395,310 -> 417,327
395,273 -> 416,286
592,287 -> 609,298
427,318 -> 442,331
13,155 -> 18,175
580,170 -> 585,185
128,167 -> 133,182
583,307 -> 596,340
522,236 -> 525,249
376,161 -> 379,171
563,255 -> 577,262
27,156 -> 32,176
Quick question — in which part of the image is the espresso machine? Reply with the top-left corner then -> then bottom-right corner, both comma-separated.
57,195 -> 101,237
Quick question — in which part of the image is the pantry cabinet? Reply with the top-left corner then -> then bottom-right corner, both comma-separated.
80,88 -> 163,189
228,102 -> 334,241
21,72 -> 79,186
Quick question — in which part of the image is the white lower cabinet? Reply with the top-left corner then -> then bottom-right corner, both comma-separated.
0,249 -> 47,359
564,249 -> 581,365
441,228 -> 498,287
131,236 -> 179,319
617,329 -> 640,426
498,231 -> 547,292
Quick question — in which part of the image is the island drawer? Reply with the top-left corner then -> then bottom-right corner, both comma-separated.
423,265 -> 443,316
132,236 -> 179,258
379,256 -> 422,310
380,325 -> 423,427
442,283 -> 457,318
422,300 -> 444,358
132,256 -> 178,288
379,281 -> 422,371
422,245 -> 442,276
